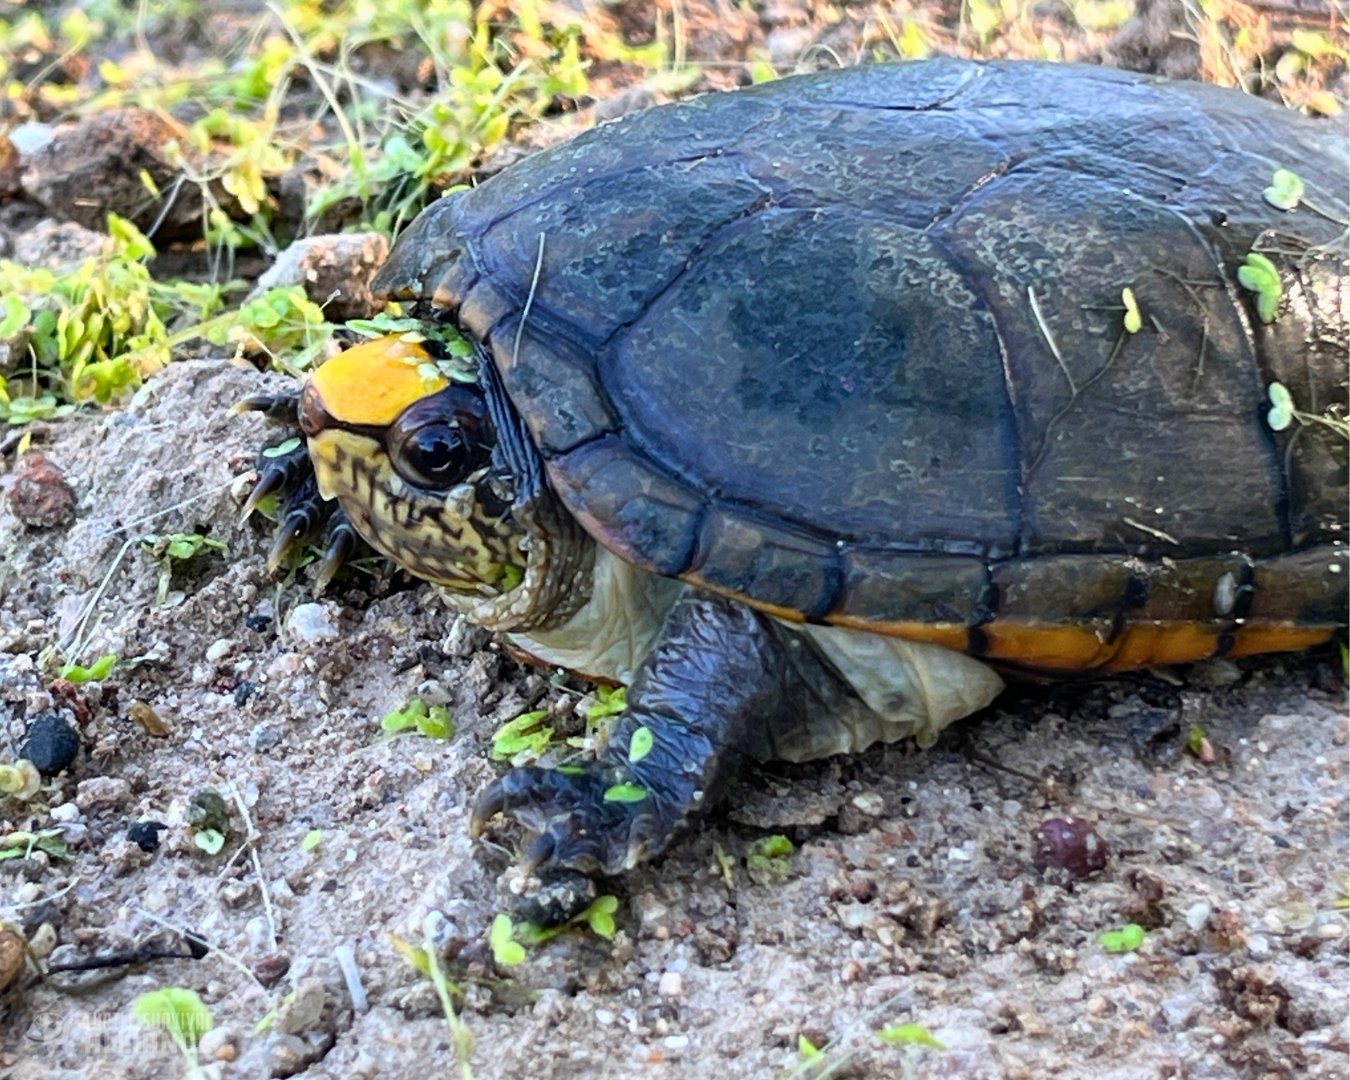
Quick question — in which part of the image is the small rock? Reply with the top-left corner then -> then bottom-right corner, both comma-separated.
248,724 -> 282,752
285,603 -> 339,646
198,1026 -> 238,1063
275,976 -> 326,1035
26,922 -> 57,960
49,801 -> 81,823
205,639 -> 235,663
248,233 -> 390,322
658,971 -> 683,998
7,454 -> 77,529
254,953 -> 291,988
74,776 -> 132,812
10,219 -> 106,269
1185,901 -> 1212,932
126,820 -> 168,852
1032,817 -> 1109,878
21,108 -> 220,238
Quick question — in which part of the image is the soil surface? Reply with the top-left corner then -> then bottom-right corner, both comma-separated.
1,3 -> 1347,1079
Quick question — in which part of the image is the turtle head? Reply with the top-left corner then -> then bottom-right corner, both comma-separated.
298,335 -> 527,594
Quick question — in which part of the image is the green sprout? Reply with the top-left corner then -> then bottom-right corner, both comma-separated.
746,834 -> 795,886
627,726 -> 654,764
490,710 -> 553,761
131,987 -> 213,1080
59,652 -> 117,683
877,1023 -> 945,1049
515,895 -> 620,946
300,829 -> 323,853
0,828 -> 70,861
139,533 -> 228,606
1186,723 -> 1210,757
1121,287 -> 1142,334
380,699 -> 453,740
1237,252 -> 1281,324
1264,381 -> 1349,440
1263,168 -> 1305,211
1099,923 -> 1146,953
603,783 -> 647,804
488,913 -> 525,967
0,761 -> 42,800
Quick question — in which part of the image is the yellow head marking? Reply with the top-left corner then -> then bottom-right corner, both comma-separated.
309,336 -> 447,427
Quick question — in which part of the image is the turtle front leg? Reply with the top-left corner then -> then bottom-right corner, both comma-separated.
471,591 -> 854,889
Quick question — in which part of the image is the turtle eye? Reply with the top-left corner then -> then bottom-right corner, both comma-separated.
388,386 -> 492,490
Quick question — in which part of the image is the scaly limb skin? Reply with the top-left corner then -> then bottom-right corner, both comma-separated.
471,591 -> 858,894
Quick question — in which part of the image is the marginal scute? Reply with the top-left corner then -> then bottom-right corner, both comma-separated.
991,556 -> 1139,622
429,249 -> 480,311
835,548 -> 991,626
458,278 -> 516,341
689,509 -> 841,620
498,329 -> 619,455
1247,546 -> 1349,626
546,437 -> 703,575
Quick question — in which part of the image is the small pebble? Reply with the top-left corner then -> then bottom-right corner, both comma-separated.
1032,817 -> 1109,878
594,1008 -> 615,1026
285,603 -> 339,645
126,820 -> 168,852
198,1026 -> 238,1063
20,712 -> 80,776
1185,901 -> 1212,932
205,639 -> 234,663
658,971 -> 683,998
49,802 -> 80,823
74,776 -> 132,812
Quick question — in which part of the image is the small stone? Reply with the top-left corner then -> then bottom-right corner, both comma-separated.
74,776 -> 132,812
285,603 -> 339,646
248,724 -> 282,752
1246,934 -> 1271,960
7,454 -> 77,529
20,712 -> 80,775
198,1026 -> 238,1063
1032,817 -> 1109,878
248,232 -> 390,322
126,820 -> 168,852
594,1008 -> 615,1026
49,802 -> 80,823
658,971 -> 683,998
850,791 -> 886,817
27,923 -> 57,959
245,916 -> 271,952
205,639 -> 235,663
275,976 -> 326,1035
1185,901 -> 1212,932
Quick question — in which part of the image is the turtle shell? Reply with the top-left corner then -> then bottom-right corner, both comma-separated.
373,60 -> 1349,672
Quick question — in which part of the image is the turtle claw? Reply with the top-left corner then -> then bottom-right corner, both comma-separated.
314,514 -> 358,592
471,765 -> 669,880
230,392 -> 299,422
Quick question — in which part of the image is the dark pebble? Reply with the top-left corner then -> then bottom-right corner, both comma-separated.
20,712 -> 80,775
1032,817 -> 1109,878
127,820 -> 169,852
245,615 -> 272,633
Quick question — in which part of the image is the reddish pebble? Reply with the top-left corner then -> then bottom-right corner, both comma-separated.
8,453 -> 76,528
1032,817 -> 1109,878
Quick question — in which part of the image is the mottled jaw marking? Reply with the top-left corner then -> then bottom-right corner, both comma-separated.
307,428 -> 523,592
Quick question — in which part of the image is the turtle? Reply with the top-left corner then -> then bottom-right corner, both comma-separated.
243,59 -> 1348,912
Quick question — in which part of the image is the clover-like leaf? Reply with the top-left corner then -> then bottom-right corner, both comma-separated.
1263,168 -> 1304,211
